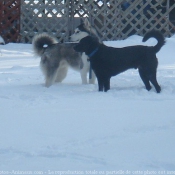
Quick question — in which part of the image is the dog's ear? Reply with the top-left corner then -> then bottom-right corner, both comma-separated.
84,18 -> 91,28
91,36 -> 99,43
80,18 -> 84,24
85,36 -> 100,47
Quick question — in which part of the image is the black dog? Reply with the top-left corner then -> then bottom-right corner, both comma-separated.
74,30 -> 165,93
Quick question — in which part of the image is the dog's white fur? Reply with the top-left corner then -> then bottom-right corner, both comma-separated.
70,18 -> 98,84
70,28 -> 89,42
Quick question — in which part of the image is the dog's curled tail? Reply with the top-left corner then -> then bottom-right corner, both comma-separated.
32,33 -> 58,56
142,30 -> 165,53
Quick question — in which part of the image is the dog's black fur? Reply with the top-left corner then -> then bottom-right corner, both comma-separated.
74,30 -> 165,93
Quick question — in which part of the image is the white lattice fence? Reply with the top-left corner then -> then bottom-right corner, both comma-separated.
71,0 -> 175,40
117,0 -> 175,38
20,0 -> 70,43
71,0 -> 121,40
19,0 -> 175,43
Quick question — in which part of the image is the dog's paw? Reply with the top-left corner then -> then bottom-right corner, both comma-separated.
156,86 -> 161,93
146,86 -> 152,91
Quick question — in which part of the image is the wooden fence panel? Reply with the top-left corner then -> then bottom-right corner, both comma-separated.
0,0 -> 175,43
70,0 -> 175,40
20,0 -> 70,43
0,0 -> 20,43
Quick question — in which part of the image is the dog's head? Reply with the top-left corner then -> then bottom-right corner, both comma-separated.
74,36 -> 99,54
70,18 -> 98,42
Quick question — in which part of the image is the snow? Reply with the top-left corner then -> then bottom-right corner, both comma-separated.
0,34 -> 175,174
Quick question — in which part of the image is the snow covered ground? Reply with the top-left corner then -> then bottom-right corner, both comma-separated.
0,34 -> 175,175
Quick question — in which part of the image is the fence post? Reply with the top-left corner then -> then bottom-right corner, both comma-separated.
0,1 -> 4,38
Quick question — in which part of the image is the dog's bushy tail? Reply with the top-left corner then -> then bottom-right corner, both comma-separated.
32,33 -> 58,56
142,30 -> 165,53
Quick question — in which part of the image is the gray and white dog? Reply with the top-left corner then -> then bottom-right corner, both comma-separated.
32,18 -> 99,87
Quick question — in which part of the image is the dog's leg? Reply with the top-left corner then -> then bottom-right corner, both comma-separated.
80,69 -> 88,84
80,53 -> 96,84
104,77 -> 110,92
148,72 -> 161,93
40,56 -> 57,87
80,53 -> 89,84
55,60 -> 68,83
45,70 -> 58,87
45,77 -> 55,87
97,76 -> 104,91
139,69 -> 152,91
89,70 -> 96,84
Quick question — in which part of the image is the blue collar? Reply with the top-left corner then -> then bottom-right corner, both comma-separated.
88,47 -> 99,58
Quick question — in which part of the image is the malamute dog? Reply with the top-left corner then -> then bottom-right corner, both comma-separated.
32,18 -> 99,87
74,30 -> 165,93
